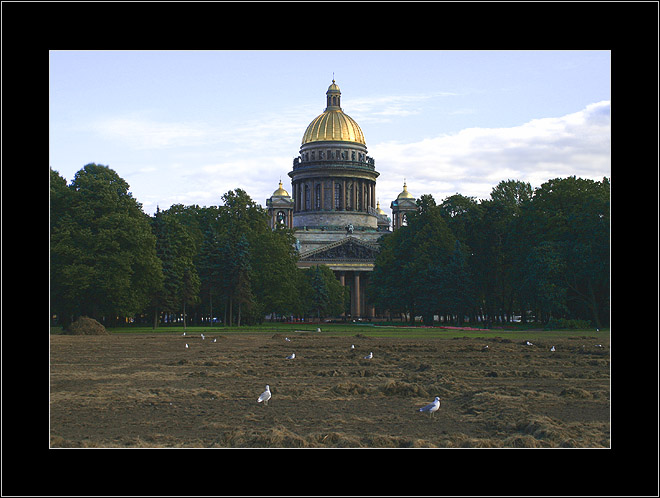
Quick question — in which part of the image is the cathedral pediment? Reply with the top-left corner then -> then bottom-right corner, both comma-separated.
299,236 -> 379,262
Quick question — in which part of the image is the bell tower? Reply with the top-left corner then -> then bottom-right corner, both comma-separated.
390,181 -> 417,230
266,180 -> 294,229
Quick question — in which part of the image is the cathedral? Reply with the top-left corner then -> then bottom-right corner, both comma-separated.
266,80 -> 418,319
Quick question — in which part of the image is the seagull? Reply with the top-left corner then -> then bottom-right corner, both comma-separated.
185,344 -> 189,349
286,353 -> 295,360
364,352 -> 373,359
257,385 -> 271,405
482,345 -> 489,351
213,338 -> 217,343
182,332 -> 186,336
595,344 -> 603,348
285,337 -> 291,342
351,344 -> 355,350
201,333 -> 205,340
418,397 -> 441,417
550,346 -> 556,352
526,341 -> 533,346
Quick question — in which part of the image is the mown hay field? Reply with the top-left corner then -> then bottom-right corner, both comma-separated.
50,329 -> 610,448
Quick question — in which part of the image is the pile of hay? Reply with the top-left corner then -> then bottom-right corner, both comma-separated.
64,316 -> 108,335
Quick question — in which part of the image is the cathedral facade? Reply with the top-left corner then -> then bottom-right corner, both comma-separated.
266,80 -> 415,319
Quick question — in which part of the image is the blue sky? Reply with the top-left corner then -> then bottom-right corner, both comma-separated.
49,50 -> 611,216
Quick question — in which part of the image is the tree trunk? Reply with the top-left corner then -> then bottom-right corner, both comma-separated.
587,279 -> 602,329
209,290 -> 213,327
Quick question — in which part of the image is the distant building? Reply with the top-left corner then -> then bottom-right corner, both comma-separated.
266,80 -> 415,318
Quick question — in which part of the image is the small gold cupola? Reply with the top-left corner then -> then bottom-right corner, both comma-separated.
397,181 -> 414,199
272,179 -> 290,197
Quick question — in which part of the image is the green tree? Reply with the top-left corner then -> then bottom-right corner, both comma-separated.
150,207 -> 200,328
371,195 -> 455,325
251,224 -> 301,320
302,265 -> 345,320
50,164 -> 163,327
433,240 -> 476,325
525,176 -> 610,327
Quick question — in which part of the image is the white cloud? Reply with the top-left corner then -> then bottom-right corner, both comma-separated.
370,100 -> 610,208
350,92 -> 458,122
92,114 -> 212,149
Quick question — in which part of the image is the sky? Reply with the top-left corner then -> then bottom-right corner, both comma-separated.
49,50 -> 611,218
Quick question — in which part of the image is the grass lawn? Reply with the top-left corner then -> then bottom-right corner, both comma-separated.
52,321 -> 608,341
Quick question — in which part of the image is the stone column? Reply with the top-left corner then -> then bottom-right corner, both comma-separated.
342,179 -> 346,211
353,272 -> 361,318
293,183 -> 298,212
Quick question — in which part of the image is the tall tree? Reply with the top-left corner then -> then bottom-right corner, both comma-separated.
525,176 -> 610,327
50,164 -> 163,327
150,207 -> 199,328
302,265 -> 345,320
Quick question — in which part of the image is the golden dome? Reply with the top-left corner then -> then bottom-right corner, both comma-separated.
302,110 -> 366,145
301,80 -> 366,146
376,200 -> 387,215
397,181 -> 414,199
272,180 -> 290,197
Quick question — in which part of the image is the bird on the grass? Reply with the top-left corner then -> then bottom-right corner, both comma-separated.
213,338 -> 217,343
418,397 -> 441,417
351,344 -> 355,350
201,333 -> 205,340
182,332 -> 186,336
185,344 -> 189,349
286,353 -> 295,360
257,385 -> 271,405
526,341 -> 533,346
550,346 -> 556,352
364,352 -> 373,359
285,337 -> 291,342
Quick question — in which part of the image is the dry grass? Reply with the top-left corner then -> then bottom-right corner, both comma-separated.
50,333 -> 610,448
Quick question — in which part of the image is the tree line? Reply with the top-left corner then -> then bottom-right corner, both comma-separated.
369,177 -> 610,328
50,163 -> 345,329
51,163 -> 609,329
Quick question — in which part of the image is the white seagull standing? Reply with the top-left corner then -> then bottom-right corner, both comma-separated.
351,344 -> 355,350
285,337 -> 291,342
364,352 -> 373,359
526,341 -> 534,346
201,333 -> 205,340
185,343 -> 189,349
213,338 -> 217,343
286,353 -> 295,360
418,397 -> 441,417
550,346 -> 556,352
257,385 -> 271,406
